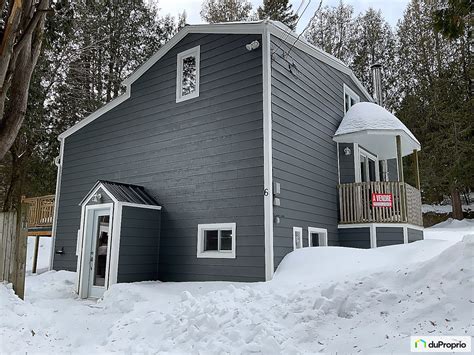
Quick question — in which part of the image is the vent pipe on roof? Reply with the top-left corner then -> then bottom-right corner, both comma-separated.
371,63 -> 383,106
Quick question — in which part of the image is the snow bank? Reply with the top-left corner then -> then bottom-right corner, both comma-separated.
1,223 -> 473,353
422,203 -> 473,214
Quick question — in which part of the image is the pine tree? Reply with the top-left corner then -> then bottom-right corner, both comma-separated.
395,0 -> 472,218
257,0 -> 299,30
305,1 -> 355,66
200,0 -> 252,23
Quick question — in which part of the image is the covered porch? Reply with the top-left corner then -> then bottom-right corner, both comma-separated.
334,102 -> 423,227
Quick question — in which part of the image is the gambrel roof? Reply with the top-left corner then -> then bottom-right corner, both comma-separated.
59,20 -> 373,140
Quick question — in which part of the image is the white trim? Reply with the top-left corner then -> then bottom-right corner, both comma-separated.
108,202 -> 123,286
196,223 -> 236,259
176,45 -> 200,103
369,224 -> 377,248
336,143 -> 341,184
292,227 -> 303,250
58,21 -> 373,140
343,83 -> 360,113
262,26 -> 274,281
338,223 -> 424,231
50,137 -> 64,271
119,202 -> 162,210
78,203 -> 114,299
403,226 -> 408,244
308,227 -> 328,247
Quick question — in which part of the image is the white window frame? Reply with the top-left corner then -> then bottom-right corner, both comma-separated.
308,227 -> 328,247
343,83 -> 360,113
355,146 -> 380,183
197,223 -> 236,259
176,45 -> 200,103
292,227 -> 303,250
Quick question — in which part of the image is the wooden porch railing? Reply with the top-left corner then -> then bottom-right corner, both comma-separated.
22,195 -> 55,230
338,181 -> 422,226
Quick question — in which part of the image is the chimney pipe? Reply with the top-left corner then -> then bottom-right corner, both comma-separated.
371,63 -> 383,106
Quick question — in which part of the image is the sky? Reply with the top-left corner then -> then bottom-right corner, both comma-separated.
155,0 -> 410,31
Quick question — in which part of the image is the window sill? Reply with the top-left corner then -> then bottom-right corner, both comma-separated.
197,251 -> 236,259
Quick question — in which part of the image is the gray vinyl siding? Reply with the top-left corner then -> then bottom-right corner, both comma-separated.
376,227 -> 404,247
53,33 -> 265,282
338,143 -> 355,184
339,227 -> 371,249
408,228 -> 423,243
117,206 -> 161,283
270,36 -> 369,268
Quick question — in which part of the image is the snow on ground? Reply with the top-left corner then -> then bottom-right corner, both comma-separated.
1,221 -> 473,353
422,203 -> 473,214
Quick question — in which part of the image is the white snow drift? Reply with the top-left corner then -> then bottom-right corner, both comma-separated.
1,220 -> 473,353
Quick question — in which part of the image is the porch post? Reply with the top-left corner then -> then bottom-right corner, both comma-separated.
396,135 -> 406,222
413,149 -> 421,190
396,135 -> 404,183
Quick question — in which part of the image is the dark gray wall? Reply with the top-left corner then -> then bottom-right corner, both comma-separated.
54,33 -> 266,282
387,159 -> 398,181
338,143 -> 355,184
270,36 -> 369,268
339,227 -> 371,248
408,228 -> 423,243
376,227 -> 404,247
117,206 -> 161,283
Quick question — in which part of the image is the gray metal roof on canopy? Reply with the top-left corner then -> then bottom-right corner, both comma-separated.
79,180 -> 160,206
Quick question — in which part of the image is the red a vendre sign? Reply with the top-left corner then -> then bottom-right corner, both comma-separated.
372,193 -> 393,207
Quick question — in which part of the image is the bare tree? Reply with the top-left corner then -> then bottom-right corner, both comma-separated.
0,0 -> 50,161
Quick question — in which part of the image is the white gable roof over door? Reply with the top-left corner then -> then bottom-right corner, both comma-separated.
58,20 -> 373,140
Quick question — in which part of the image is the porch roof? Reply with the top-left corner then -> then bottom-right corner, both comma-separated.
79,180 -> 160,206
333,102 -> 421,159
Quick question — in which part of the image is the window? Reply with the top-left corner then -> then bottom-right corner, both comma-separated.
357,147 -> 379,183
293,227 -> 303,250
176,46 -> 200,103
197,223 -> 236,258
343,84 -> 360,113
308,227 -> 328,247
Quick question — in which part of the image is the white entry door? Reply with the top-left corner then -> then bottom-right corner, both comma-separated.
82,205 -> 112,298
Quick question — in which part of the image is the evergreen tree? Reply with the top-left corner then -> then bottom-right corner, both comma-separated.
432,0 -> 471,39
257,0 -> 298,30
200,0 -> 252,23
305,1 -> 354,66
395,0 -> 472,218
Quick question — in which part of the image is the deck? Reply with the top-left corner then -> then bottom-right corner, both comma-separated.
338,181 -> 423,226
22,195 -> 55,236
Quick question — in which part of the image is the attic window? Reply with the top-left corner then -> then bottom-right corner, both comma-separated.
343,84 -> 360,113
176,46 -> 200,102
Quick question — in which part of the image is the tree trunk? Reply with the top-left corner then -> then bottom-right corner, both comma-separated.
451,189 -> 463,220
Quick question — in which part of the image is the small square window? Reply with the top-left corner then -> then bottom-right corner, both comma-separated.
343,84 -> 360,113
176,46 -> 200,102
197,223 -> 236,258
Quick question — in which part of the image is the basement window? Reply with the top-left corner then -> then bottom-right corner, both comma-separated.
176,45 -> 200,103
197,223 -> 236,258
343,84 -> 360,113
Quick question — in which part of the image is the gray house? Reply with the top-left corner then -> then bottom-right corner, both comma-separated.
50,21 -> 423,298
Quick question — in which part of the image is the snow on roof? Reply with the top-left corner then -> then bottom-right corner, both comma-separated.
333,102 -> 421,158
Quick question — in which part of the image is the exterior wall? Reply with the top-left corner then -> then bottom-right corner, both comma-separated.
54,33 -> 266,282
85,188 -> 113,206
338,227 -> 371,248
338,143 -> 355,184
117,206 -> 161,283
376,227 -> 404,247
270,36 -> 369,268
408,228 -> 423,243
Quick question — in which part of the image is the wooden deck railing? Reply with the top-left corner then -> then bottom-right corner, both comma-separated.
338,181 -> 422,226
22,195 -> 55,230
